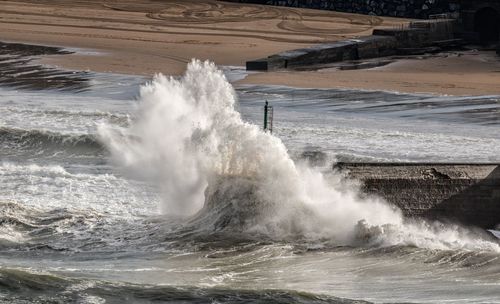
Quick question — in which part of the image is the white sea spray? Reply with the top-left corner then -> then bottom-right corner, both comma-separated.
98,59 -> 500,252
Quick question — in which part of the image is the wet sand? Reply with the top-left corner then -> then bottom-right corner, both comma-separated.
0,41 -> 90,91
1,0 -> 499,95
240,51 -> 500,96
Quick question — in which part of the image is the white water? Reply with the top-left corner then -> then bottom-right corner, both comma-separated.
1,62 -> 500,304
99,60 -> 500,252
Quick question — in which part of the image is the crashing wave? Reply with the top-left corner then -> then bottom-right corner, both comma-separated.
99,59 -> 500,252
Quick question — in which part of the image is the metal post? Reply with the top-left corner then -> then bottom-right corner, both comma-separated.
264,100 -> 268,131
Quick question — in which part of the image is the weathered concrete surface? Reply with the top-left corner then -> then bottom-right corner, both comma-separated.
262,38 -> 370,70
334,163 -> 500,229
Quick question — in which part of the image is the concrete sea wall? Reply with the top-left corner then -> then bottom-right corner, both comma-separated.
247,19 -> 457,71
334,163 -> 500,229
227,0 -> 461,18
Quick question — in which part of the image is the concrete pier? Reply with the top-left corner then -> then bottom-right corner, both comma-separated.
334,163 -> 500,229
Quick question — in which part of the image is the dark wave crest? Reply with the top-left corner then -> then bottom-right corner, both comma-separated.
0,268 -> 371,304
0,127 -> 104,156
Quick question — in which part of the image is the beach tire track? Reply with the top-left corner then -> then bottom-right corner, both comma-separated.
0,1 -> 392,46
0,20 -> 328,44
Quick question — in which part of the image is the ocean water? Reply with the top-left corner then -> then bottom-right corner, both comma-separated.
1,60 -> 500,304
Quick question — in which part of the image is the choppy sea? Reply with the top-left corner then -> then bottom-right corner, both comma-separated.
1,60 -> 500,304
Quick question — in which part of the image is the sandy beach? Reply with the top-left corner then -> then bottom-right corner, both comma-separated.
240,51 -> 500,96
0,0 -> 400,74
0,0 -> 499,95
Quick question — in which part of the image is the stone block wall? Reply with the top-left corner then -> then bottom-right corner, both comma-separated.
228,0 -> 461,19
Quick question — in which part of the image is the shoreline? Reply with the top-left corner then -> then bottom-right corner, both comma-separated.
238,50 -> 500,96
15,37 -> 500,97
3,38 -> 500,98
0,41 -> 92,91
1,0 -> 500,96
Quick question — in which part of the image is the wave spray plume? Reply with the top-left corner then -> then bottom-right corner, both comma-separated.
99,60 -> 499,251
